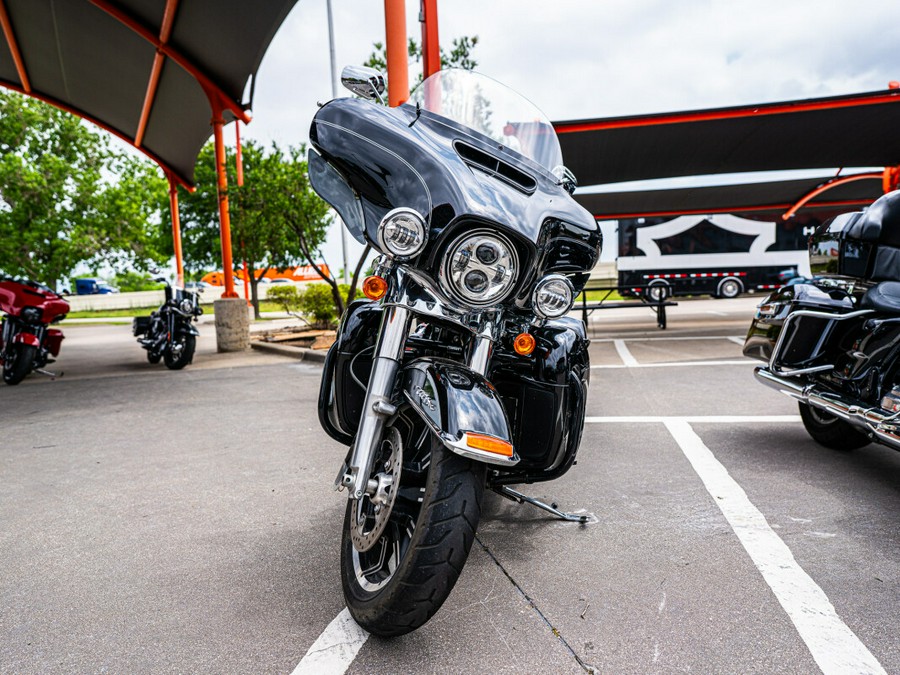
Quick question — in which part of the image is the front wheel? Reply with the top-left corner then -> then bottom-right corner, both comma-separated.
164,334 -> 196,370
3,344 -> 37,385
341,407 -> 486,637
798,402 -> 871,450
715,278 -> 743,299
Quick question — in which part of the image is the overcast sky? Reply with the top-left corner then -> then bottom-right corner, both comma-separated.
237,0 -> 900,269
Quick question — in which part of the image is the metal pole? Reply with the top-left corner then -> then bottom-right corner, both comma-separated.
326,0 -> 350,285
212,111 -> 238,298
420,0 -> 440,79
384,0 -> 409,107
167,174 -> 184,288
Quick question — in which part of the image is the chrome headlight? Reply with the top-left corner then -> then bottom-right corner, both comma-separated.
441,230 -> 519,307
377,208 -> 427,259
21,306 -> 42,323
531,274 -> 575,319
180,299 -> 193,313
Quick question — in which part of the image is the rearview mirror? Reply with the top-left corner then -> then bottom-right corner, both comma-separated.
341,66 -> 386,104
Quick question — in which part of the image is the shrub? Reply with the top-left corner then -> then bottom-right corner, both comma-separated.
298,283 -> 338,327
266,284 -> 303,314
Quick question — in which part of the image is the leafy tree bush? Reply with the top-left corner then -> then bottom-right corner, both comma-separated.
112,271 -> 166,292
0,91 -> 169,290
266,284 -> 303,316
299,283 -> 342,327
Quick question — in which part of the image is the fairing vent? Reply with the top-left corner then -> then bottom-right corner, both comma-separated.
454,141 -> 537,194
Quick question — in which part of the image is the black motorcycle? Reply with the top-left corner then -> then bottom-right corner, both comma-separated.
133,282 -> 201,370
308,67 -> 602,636
745,189 -> 900,451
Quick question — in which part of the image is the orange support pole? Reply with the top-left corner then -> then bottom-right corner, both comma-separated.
883,165 -> 900,193
167,175 -> 184,287
0,0 -> 31,92
781,172 -> 884,220
235,121 -> 244,187
420,0 -> 440,79
212,111 -> 238,298
384,0 -> 409,106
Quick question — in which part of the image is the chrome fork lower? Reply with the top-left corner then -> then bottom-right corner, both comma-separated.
341,305 -> 411,500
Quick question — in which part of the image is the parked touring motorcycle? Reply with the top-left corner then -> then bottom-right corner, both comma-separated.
309,67 -> 602,636
745,189 -> 900,451
133,282 -> 201,369
0,277 -> 69,385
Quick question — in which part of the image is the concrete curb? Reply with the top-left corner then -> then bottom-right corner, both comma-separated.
250,340 -> 328,363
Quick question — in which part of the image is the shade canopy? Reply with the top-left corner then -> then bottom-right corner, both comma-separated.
554,88 -> 900,189
575,174 -> 884,221
0,0 -> 299,187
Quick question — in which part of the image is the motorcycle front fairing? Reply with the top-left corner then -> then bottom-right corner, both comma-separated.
309,97 -> 601,296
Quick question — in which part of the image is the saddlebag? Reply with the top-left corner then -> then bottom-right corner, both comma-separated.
132,316 -> 152,337
45,329 -> 64,357
743,283 -> 855,366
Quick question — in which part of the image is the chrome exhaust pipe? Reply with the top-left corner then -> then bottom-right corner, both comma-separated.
754,367 -> 900,451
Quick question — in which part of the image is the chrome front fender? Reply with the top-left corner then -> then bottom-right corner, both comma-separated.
401,357 -> 519,467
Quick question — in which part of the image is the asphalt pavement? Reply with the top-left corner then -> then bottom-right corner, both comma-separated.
2,297 -> 898,673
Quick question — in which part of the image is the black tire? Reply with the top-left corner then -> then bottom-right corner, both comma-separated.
644,282 -> 669,303
798,402 -> 871,450
716,278 -> 742,299
164,334 -> 196,370
3,344 -> 37,385
341,407 -> 486,637
147,351 -> 162,364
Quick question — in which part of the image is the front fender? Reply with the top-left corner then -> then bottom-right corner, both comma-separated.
175,321 -> 200,337
13,332 -> 40,348
401,358 -> 519,467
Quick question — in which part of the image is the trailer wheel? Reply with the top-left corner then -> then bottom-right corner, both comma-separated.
716,277 -> 743,299
644,281 -> 670,303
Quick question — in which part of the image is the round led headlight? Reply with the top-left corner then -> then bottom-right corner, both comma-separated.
531,274 -> 575,319
180,298 -> 193,313
441,230 -> 519,307
377,207 -> 427,259
21,306 -> 42,323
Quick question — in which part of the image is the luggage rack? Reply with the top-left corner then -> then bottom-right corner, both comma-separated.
579,279 -> 678,330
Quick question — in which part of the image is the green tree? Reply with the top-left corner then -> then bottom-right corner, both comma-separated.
365,35 -> 479,87
179,140 -> 336,318
0,91 -> 169,290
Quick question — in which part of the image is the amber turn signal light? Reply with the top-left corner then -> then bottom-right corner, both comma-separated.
513,332 -> 536,356
362,275 -> 388,300
466,432 -> 514,457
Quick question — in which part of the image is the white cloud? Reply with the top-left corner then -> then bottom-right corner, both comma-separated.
238,0 -> 900,267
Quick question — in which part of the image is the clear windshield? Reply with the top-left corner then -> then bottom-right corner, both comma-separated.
408,69 -> 564,172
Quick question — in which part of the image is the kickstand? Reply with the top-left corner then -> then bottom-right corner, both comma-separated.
493,485 -> 591,523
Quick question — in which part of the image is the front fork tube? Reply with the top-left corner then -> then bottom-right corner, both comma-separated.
341,305 -> 411,500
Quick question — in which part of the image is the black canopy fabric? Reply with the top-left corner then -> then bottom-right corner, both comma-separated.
554,88 -> 900,189
574,175 -> 884,221
0,0 -> 298,187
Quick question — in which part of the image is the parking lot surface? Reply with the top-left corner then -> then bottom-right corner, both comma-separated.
2,298 -> 898,673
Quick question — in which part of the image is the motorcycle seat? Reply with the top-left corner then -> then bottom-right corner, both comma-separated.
861,281 -> 900,313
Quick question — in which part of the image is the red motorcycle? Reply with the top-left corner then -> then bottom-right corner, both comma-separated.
0,277 -> 70,385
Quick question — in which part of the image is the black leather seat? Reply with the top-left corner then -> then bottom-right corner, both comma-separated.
861,281 -> 900,313
845,190 -> 900,281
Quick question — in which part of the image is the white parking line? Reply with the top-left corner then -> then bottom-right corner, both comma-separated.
613,339 -> 639,367
591,336 -> 745,343
665,420 -> 886,675
586,415 -> 800,424
291,608 -> 369,675
592,359 -> 751,369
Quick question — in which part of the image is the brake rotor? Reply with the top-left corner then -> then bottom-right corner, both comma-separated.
350,426 -> 403,552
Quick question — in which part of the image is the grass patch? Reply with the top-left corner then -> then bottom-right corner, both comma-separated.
66,306 -> 157,319
64,299 -> 288,320
580,289 -> 627,302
